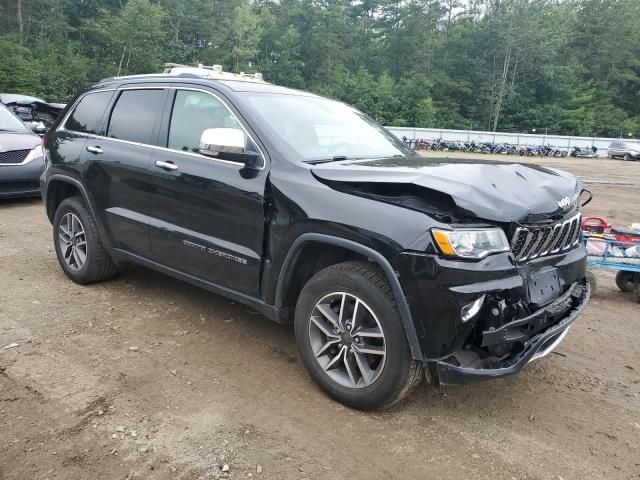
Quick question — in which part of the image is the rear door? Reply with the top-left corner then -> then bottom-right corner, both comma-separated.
146,87 -> 269,296
83,87 -> 168,256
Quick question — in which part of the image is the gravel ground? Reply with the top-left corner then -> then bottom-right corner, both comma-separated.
0,154 -> 639,480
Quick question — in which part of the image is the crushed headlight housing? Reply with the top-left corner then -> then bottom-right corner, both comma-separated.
432,228 -> 510,259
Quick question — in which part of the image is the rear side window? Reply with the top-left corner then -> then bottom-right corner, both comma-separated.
107,90 -> 164,145
65,91 -> 113,135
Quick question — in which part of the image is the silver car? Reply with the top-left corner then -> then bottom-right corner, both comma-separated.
0,103 -> 44,198
607,140 -> 640,161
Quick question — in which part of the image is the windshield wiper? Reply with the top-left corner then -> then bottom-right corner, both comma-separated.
307,154 -> 408,165
306,156 -> 350,165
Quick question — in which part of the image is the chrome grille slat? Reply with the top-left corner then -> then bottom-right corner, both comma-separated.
510,213 -> 581,262
550,222 -> 570,253
529,226 -> 551,259
564,217 -> 578,251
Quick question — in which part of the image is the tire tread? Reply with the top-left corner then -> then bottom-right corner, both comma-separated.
54,196 -> 118,284
297,261 -> 422,410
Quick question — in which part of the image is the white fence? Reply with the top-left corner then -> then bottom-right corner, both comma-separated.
385,126 -> 639,151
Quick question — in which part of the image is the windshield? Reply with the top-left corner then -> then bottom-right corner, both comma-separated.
0,105 -> 28,132
240,93 -> 413,162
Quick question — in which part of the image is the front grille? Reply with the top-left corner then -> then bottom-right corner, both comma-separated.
510,213 -> 581,262
0,149 -> 30,165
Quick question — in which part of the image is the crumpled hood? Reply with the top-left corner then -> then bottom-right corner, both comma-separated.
0,132 -> 40,152
311,156 -> 582,223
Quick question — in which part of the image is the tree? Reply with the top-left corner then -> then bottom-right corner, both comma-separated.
85,0 -> 166,77
416,97 -> 437,128
0,0 -> 639,136
231,4 -> 262,72
0,36 -> 38,94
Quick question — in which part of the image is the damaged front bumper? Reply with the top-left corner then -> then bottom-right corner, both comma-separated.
436,280 -> 589,386
394,244 -> 589,387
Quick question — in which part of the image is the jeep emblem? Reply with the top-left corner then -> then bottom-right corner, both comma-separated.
556,196 -> 572,209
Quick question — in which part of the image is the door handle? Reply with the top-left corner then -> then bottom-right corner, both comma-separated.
155,160 -> 178,171
86,146 -> 103,155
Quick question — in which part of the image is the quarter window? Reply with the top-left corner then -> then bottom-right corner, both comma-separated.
65,91 -> 113,135
107,90 -> 164,144
168,90 -> 245,154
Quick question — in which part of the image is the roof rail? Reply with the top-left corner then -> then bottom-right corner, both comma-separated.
98,64 -> 267,85
163,63 -> 266,83
98,73 -> 181,83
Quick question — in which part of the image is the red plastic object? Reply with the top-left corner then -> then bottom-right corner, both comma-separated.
581,216 -> 611,234
611,227 -> 640,244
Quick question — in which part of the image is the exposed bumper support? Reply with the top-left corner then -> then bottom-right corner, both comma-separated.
435,280 -> 590,386
480,282 -> 578,347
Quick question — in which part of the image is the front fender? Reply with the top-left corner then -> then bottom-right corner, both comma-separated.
274,233 -> 424,361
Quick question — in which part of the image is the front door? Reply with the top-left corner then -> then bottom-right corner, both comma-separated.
147,88 -> 268,297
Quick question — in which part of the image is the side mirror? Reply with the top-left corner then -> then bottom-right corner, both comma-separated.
199,128 -> 260,168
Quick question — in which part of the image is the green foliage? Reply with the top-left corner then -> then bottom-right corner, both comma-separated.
416,98 -> 437,128
231,4 -> 262,72
0,0 -> 639,136
0,36 -> 39,94
84,0 -> 166,76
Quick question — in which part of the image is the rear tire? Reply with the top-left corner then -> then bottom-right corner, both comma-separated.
53,196 -> 118,284
294,261 -> 422,410
624,154 -> 631,161
615,271 -> 639,293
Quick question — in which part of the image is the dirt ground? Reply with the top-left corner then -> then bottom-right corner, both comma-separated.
1,154 -> 639,480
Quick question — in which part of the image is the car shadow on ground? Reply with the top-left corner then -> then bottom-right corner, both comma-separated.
102,264 -> 559,416
0,197 -> 42,209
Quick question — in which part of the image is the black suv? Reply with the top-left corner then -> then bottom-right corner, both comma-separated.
41,69 -> 589,410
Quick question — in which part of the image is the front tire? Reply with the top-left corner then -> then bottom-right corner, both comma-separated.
294,261 -> 422,410
53,196 -> 118,284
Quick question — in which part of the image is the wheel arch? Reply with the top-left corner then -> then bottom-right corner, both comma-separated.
275,233 -> 423,360
44,174 -> 111,249
45,176 -> 84,223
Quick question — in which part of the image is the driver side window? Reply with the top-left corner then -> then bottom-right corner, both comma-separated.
167,90 -> 244,154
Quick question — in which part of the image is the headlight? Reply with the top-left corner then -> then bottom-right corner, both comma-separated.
431,228 -> 510,259
23,145 -> 44,164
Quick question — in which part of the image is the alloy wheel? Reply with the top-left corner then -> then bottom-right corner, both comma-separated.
308,292 -> 386,389
58,212 -> 87,271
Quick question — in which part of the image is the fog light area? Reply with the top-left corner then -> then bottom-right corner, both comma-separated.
461,295 -> 486,322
